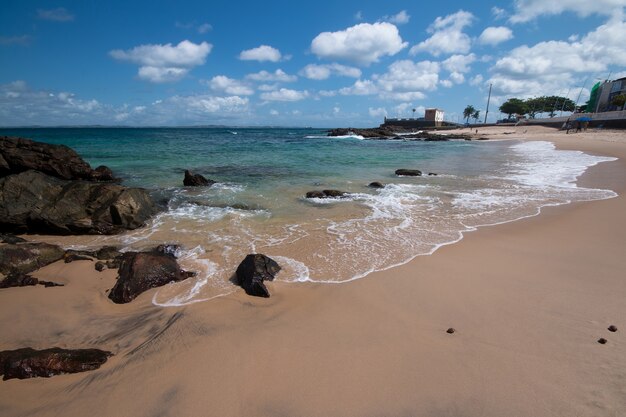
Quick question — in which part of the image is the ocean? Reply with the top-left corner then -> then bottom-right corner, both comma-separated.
1,127 -> 617,305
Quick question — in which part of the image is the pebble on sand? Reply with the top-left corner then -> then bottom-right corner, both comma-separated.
598,338 -> 608,344
446,328 -> 455,334
608,325 -> 618,332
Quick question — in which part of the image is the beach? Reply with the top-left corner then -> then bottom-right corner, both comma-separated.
1,126 -> 625,417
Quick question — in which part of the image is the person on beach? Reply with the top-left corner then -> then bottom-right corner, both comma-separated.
576,121 -> 582,133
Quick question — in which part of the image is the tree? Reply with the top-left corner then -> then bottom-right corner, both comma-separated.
472,110 -> 480,123
612,94 -> 626,109
463,105 -> 476,124
499,98 -> 527,118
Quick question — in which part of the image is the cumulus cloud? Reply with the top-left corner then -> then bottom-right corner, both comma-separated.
260,88 -> 309,101
245,69 -> 297,83
197,23 -> 212,34
382,10 -> 410,25
206,76 -> 254,96
487,17 -> 626,97
442,54 -> 476,73
37,8 -> 74,22
339,79 -> 378,96
369,107 -> 388,118
239,45 -> 282,62
311,22 -> 408,65
299,63 -> 361,80
510,0 -> 626,23
410,10 -> 474,57
375,60 -> 440,99
110,40 -> 212,83
479,26 -> 514,45
492,7 -> 508,20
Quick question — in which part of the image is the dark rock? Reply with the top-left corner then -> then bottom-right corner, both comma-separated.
0,347 -> 112,380
327,128 -> 395,138
598,338 -> 608,344
108,250 -> 192,304
368,181 -> 384,188
183,170 -> 215,187
64,253 -> 93,263
608,325 -> 618,332
94,246 -> 122,260
0,170 -> 155,235
155,244 -> 180,257
235,254 -> 281,298
0,242 -> 65,275
446,328 -> 456,334
106,259 -> 121,269
0,233 -> 26,244
305,190 -> 347,199
0,273 -> 63,289
0,136 -> 118,182
395,169 -> 422,177
428,173 -> 438,176
95,261 -> 106,272
0,273 -> 39,288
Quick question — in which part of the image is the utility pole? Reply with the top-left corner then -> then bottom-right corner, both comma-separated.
483,83 -> 492,124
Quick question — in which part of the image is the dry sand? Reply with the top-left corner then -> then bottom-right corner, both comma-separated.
1,126 -> 625,417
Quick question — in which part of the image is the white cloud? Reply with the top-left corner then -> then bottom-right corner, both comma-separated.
110,40 -> 212,83
487,17 -> 626,98
410,10 -> 475,57
339,79 -> 378,96
479,27 -> 514,45
37,8 -> 74,22
207,76 -> 254,96
440,79 -> 454,88
299,63 -> 362,80
470,74 -> 484,86
333,106 -> 341,114
369,107 -> 388,118
510,0 -> 626,23
260,88 -> 309,101
492,7 -> 507,20
311,22 -> 408,65
270,109 -> 279,116
239,45 -> 282,62
319,90 -> 338,97
382,10 -> 410,25
355,11 -> 364,21
375,60 -> 440,99
245,69 -> 297,82
442,54 -> 476,73
449,72 -> 465,84
197,23 -> 212,34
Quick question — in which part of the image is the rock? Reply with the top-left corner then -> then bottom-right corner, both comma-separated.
93,246 -> 122,260
446,328 -> 456,334
95,261 -> 106,272
0,233 -> 26,244
0,170 -> 156,235
0,347 -> 112,380
64,253 -> 93,263
183,170 -> 215,187
395,169 -> 422,177
0,136 -> 118,182
608,325 -> 618,332
598,338 -> 608,344
0,273 -> 63,289
368,182 -> 384,188
155,244 -> 180,256
428,173 -> 438,176
235,254 -> 281,298
106,259 -> 121,269
305,190 -> 347,199
0,242 -> 65,275
108,250 -> 192,304
327,128 -> 395,138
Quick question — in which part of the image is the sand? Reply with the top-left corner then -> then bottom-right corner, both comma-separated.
1,126 -> 625,417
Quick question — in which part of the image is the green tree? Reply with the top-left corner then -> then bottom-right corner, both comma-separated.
472,110 -> 480,123
612,94 -> 626,108
499,98 -> 527,118
463,105 -> 476,124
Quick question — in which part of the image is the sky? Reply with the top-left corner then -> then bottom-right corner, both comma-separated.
1,0 -> 625,127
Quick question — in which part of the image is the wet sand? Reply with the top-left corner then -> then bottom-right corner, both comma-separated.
1,126 -> 625,417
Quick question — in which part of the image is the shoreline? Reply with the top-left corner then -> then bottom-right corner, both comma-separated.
1,126 -> 626,416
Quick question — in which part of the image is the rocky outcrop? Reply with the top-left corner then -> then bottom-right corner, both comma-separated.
0,170 -> 155,235
0,273 -> 63,289
0,233 -> 26,244
183,170 -> 215,187
305,190 -> 348,199
108,249 -> 193,304
235,254 -> 281,298
0,242 -> 65,275
368,182 -> 384,188
0,136 -> 117,181
327,128 -> 395,138
0,347 -> 111,380
395,169 -> 422,177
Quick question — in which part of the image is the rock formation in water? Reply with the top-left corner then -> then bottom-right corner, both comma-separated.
235,254 -> 281,298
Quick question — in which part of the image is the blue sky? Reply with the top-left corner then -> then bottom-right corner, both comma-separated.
1,0 -> 625,126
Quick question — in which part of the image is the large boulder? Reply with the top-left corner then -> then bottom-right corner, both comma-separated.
0,347 -> 112,380
235,254 -> 281,298
183,170 -> 215,187
108,250 -> 193,304
0,242 -> 65,275
0,170 -> 155,235
305,189 -> 348,199
0,136 -> 117,181
395,169 -> 422,177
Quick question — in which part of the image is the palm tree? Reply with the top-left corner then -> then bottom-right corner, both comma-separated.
472,110 -> 480,124
463,105 -> 476,124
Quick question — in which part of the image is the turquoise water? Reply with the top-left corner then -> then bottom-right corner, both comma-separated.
0,128 -> 617,305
